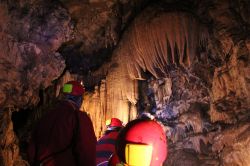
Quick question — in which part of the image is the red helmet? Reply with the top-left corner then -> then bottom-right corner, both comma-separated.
106,118 -> 123,128
62,81 -> 85,96
116,119 -> 167,166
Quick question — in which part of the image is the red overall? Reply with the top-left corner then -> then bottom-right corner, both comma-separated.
96,131 -> 119,165
27,100 -> 96,166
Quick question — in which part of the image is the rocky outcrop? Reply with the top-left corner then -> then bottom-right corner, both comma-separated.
0,1 -> 72,165
210,44 -> 250,123
59,0 -> 150,74
0,0 -> 249,166
0,109 -> 28,166
212,123 -> 250,166
0,1 -> 71,109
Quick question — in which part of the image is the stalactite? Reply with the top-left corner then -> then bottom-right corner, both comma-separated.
84,10 -> 209,142
82,86 -> 103,137
83,62 -> 138,138
105,61 -> 138,123
121,12 -> 209,79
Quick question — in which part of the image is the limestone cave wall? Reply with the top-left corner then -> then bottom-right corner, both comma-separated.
0,0 -> 249,166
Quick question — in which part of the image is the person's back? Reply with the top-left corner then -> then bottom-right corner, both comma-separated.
28,81 -> 96,166
96,118 -> 123,166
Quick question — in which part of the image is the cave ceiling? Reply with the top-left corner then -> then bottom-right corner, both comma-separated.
0,0 -> 249,108
0,0 -> 250,166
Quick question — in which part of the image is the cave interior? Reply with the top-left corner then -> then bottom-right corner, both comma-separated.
0,0 -> 250,165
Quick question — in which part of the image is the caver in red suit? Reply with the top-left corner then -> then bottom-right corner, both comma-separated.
96,118 -> 123,166
27,81 -> 96,166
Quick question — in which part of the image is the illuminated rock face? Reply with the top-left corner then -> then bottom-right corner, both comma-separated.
82,2 -> 250,166
0,0 -> 249,166
210,46 -> 250,123
83,61 -> 138,138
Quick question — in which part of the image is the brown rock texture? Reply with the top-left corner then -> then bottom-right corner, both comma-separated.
0,1 -> 71,108
82,1 -> 250,165
0,0 -> 249,166
0,109 -> 28,166
210,44 -> 250,123
0,1 -> 72,165
212,123 -> 250,166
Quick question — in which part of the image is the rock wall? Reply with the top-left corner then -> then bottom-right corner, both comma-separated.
0,1 -> 71,109
0,109 -> 28,166
83,1 -> 250,165
0,0 -> 249,166
0,1 -> 72,165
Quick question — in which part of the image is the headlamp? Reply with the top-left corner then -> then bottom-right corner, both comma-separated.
125,144 -> 153,166
63,84 -> 73,93
105,119 -> 111,126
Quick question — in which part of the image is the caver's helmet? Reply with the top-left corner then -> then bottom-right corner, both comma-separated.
106,118 -> 123,131
62,81 -> 85,96
116,119 -> 167,166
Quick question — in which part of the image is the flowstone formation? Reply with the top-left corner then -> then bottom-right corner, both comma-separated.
83,2 -> 250,165
0,0 -> 249,166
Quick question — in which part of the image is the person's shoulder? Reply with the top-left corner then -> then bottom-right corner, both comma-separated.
78,111 -> 92,120
78,111 -> 89,116
60,99 -> 79,110
77,111 -> 95,127
53,100 -> 70,108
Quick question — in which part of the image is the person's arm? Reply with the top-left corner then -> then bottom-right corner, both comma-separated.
74,111 -> 97,166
